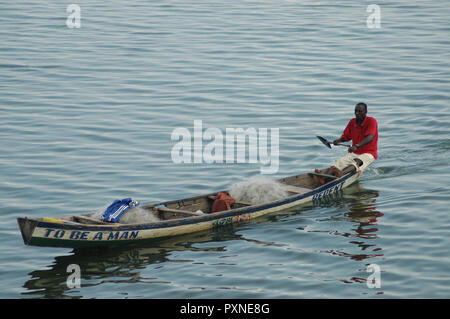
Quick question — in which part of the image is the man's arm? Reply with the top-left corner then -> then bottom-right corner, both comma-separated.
333,137 -> 348,145
348,134 -> 374,153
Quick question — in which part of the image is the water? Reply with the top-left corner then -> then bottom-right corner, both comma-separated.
1,0 -> 449,299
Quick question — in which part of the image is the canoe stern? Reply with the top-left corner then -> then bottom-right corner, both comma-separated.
17,217 -> 39,246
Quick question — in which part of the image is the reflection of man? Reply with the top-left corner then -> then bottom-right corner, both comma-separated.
318,103 -> 378,181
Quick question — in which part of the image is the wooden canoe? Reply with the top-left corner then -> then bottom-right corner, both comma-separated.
17,167 -> 366,248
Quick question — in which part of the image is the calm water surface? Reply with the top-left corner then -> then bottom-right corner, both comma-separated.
0,0 -> 449,298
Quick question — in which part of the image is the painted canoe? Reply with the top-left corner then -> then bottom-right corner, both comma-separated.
17,167 -> 366,248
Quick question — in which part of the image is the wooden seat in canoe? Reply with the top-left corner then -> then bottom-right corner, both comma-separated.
308,172 -> 338,180
73,215 -> 111,225
157,207 -> 205,216
281,185 -> 311,194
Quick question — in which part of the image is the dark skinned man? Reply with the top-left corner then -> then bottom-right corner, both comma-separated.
315,102 -> 378,184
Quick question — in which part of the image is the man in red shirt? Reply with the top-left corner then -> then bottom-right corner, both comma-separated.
316,103 -> 378,182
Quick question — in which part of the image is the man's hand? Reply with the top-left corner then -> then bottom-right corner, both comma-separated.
348,145 -> 358,153
333,139 -> 342,145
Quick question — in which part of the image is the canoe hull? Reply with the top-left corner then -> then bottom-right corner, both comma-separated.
18,170 -> 362,248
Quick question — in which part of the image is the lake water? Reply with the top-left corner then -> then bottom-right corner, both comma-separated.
1,0 -> 449,299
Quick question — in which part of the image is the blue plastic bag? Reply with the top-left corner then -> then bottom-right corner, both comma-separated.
102,198 -> 139,223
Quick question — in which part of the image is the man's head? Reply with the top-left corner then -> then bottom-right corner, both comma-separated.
355,102 -> 367,122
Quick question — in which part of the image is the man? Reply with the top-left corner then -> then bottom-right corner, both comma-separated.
316,102 -> 378,183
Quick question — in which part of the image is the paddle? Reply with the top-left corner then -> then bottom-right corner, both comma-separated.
316,136 -> 350,149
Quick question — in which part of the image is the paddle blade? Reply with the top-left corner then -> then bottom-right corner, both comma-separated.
317,136 -> 331,149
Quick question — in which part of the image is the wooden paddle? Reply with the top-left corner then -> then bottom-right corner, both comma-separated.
316,136 -> 350,149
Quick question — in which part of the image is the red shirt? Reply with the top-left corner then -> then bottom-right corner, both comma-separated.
341,116 -> 378,159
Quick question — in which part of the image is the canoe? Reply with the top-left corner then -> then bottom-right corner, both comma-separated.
17,166 -> 366,248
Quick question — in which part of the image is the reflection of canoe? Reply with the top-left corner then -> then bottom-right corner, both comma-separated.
17,167 -> 366,248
